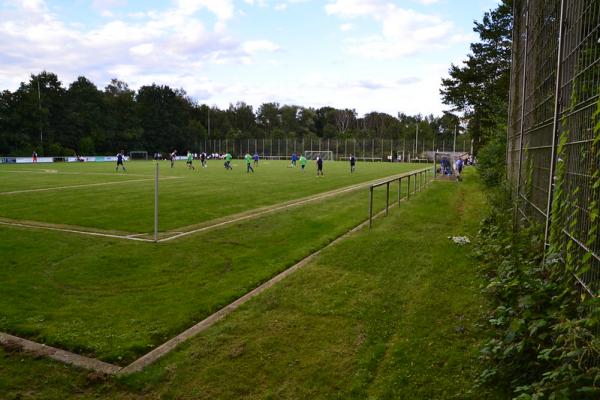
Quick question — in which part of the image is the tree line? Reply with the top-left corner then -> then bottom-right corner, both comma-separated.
0,73 -> 462,157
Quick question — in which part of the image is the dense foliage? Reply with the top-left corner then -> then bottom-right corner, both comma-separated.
0,73 -> 462,156
476,194 -> 600,399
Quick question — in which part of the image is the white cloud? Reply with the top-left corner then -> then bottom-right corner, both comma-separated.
274,3 -> 288,11
242,40 -> 280,54
340,23 -> 353,31
325,0 -> 469,59
0,0 -> 280,95
129,43 -> 155,57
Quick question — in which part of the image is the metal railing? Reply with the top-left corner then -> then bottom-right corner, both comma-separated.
368,167 -> 434,228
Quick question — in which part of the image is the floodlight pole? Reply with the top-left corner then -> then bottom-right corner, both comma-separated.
154,162 -> 159,243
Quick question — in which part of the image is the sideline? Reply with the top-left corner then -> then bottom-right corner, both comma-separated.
0,170 -> 157,178
0,176 -> 181,196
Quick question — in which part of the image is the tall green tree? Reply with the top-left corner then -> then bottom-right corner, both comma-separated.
440,0 -> 512,151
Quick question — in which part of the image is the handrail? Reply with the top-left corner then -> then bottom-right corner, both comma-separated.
368,166 -> 434,229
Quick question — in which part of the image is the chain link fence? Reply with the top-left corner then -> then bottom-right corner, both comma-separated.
196,137 -> 470,162
507,0 -> 599,300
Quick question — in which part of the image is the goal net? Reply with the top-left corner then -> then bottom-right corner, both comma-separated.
129,151 -> 148,160
304,151 -> 334,161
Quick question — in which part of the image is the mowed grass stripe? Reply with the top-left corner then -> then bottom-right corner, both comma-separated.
0,160 -> 422,233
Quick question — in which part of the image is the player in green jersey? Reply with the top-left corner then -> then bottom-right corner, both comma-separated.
299,154 -> 307,172
224,152 -> 233,170
186,150 -> 195,170
244,153 -> 254,173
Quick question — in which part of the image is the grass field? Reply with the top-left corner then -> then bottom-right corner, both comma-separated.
0,160 -> 421,234
0,169 -> 502,399
0,160 -> 425,364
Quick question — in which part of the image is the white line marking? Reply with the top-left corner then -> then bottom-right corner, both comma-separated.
158,170 -> 427,242
0,220 -> 152,242
0,177 -> 180,195
0,168 -> 432,243
0,170 -> 156,177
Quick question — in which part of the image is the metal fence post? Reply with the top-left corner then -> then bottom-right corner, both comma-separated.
154,162 -> 159,243
514,0 -> 530,225
544,0 -> 567,248
414,172 -> 417,194
386,181 -> 390,215
369,186 -> 373,229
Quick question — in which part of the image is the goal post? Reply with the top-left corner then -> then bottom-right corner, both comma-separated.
130,151 -> 148,160
304,151 -> 334,161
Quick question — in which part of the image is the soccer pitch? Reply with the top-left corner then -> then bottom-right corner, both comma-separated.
0,160 -> 427,366
1,160 -> 421,236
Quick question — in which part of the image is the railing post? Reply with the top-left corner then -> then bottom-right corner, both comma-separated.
414,172 -> 417,194
386,181 -> 390,215
407,175 -> 411,199
369,186 -> 373,229
398,177 -> 401,207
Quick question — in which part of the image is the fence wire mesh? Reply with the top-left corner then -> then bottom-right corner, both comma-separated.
196,138 -> 467,162
507,0 -> 600,302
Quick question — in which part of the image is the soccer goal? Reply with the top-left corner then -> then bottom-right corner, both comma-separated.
304,151 -> 334,160
129,151 -> 148,160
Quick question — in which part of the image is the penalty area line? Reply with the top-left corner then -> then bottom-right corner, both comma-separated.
0,176 -> 181,196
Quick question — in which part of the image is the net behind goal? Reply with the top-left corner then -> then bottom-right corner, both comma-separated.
129,151 -> 148,160
304,151 -> 334,160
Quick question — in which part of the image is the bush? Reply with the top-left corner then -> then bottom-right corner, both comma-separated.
477,134 -> 506,187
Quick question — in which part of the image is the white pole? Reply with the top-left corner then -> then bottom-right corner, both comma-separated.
453,125 -> 457,154
415,124 -> 419,156
154,162 -> 159,243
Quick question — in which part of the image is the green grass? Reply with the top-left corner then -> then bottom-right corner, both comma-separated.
0,170 -> 503,399
0,160 -> 421,233
0,187 -> 393,364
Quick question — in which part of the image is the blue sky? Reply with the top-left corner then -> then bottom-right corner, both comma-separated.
0,0 -> 500,116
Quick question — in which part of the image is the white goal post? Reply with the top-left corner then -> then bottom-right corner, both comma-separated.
129,151 -> 148,160
304,151 -> 334,160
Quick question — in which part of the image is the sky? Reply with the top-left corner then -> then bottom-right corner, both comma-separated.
0,0 -> 500,117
